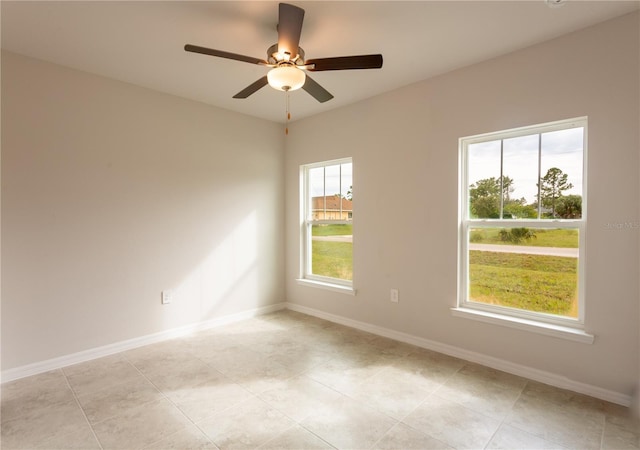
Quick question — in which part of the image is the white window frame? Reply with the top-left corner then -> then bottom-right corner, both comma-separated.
298,157 -> 354,293
457,117 -> 588,335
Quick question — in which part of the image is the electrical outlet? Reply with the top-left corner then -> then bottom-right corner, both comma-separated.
161,290 -> 173,304
390,288 -> 399,303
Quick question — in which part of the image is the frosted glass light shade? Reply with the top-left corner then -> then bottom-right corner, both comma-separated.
267,66 -> 306,92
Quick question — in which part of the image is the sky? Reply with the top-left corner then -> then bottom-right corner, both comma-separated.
309,162 -> 353,198
307,126 -> 583,204
468,127 -> 584,204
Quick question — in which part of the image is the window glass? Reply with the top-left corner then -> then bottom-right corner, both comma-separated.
461,118 -> 586,324
468,227 -> 579,318
302,159 -> 353,286
503,134 -> 539,219
468,140 -> 501,219
540,128 -> 584,219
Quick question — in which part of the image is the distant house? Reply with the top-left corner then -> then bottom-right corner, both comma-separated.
311,195 -> 353,220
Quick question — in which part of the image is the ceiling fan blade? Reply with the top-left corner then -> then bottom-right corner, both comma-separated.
307,54 -> 383,71
233,76 -> 269,99
185,44 -> 268,65
302,75 -> 334,103
277,3 -> 305,58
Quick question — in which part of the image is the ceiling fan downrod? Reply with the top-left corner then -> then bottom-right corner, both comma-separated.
285,88 -> 291,135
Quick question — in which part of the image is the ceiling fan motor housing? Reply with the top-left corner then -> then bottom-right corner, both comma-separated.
267,43 -> 305,65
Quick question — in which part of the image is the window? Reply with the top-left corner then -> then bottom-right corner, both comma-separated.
459,118 -> 586,329
300,158 -> 353,291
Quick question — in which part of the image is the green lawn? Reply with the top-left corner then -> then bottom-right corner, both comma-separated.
470,228 -> 578,248
469,250 -> 578,317
310,224 -> 353,280
309,224 -> 578,317
312,241 -> 353,280
312,224 -> 353,236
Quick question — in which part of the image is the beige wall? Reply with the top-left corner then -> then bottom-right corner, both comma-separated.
2,11 -> 639,401
285,12 -> 640,397
1,51 -> 285,370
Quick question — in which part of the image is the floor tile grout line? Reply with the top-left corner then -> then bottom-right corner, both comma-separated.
598,407 -> 607,450
3,310 -> 634,450
121,321 -> 327,444
392,390 -> 450,445
254,421 -> 299,449
250,340 -> 404,449
294,422 -> 341,450
390,369 -> 516,450
125,356 -> 229,449
391,382 -> 444,424
368,420 -> 403,450
256,418 -> 339,450
291,354 -> 445,449
61,369 -> 105,450
62,357 -> 144,399
496,380 -> 608,450
265,333 -> 457,432
71,360 -> 174,427
480,379 -> 528,450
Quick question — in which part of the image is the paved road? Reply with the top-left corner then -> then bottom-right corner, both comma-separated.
313,237 -> 577,257
313,235 -> 353,243
469,243 -> 578,257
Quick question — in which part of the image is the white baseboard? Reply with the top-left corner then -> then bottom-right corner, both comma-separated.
286,302 -> 632,407
630,384 -> 640,419
1,302 -> 286,383
3,300 -> 631,407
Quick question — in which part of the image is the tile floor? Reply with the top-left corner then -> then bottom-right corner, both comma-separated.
1,309 -> 638,449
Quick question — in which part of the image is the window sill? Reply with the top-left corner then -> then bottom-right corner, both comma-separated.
296,279 -> 356,296
451,307 -> 594,344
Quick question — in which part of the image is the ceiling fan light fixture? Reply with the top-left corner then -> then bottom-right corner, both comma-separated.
545,0 -> 567,8
267,65 -> 306,92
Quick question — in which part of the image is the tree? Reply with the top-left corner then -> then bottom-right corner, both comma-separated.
469,176 -> 513,218
556,194 -> 582,219
504,199 -> 538,219
345,185 -> 353,201
538,167 -> 573,218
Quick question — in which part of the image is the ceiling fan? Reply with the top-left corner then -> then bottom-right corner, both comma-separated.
185,2 -> 383,103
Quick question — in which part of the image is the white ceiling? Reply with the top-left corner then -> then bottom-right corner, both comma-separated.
2,1 -> 638,123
